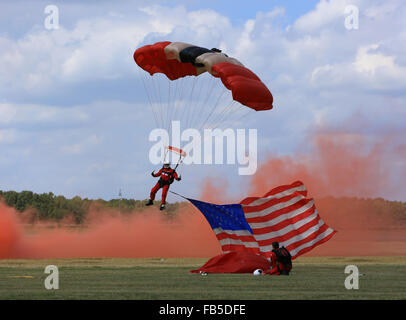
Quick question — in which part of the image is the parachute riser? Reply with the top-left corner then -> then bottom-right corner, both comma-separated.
162,146 -> 184,172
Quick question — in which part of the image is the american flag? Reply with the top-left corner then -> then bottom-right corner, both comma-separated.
188,181 -> 336,259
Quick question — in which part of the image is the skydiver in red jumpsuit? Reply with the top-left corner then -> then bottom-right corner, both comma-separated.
265,241 -> 292,275
145,162 -> 181,210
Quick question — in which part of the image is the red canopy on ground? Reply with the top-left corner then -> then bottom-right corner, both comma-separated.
190,251 -> 271,274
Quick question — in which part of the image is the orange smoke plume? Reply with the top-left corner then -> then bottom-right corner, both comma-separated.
0,204 -> 22,258
246,133 -> 406,256
249,133 -> 401,199
0,202 -> 221,259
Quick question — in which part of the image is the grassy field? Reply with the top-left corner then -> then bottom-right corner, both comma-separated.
0,256 -> 405,300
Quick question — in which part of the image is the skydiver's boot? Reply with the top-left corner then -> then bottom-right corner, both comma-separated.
160,204 -> 166,211
145,199 -> 153,206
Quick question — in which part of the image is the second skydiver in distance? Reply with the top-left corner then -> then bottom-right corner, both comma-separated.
146,162 -> 181,210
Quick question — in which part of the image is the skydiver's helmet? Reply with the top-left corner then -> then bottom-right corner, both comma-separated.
163,162 -> 171,169
253,269 -> 263,276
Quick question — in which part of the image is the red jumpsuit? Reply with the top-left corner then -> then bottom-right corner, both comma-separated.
265,249 -> 292,275
150,168 -> 179,204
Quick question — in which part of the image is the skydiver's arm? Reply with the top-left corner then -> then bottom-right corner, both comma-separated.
152,169 -> 163,177
174,171 -> 181,181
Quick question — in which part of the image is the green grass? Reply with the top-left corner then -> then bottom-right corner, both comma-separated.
0,257 -> 405,300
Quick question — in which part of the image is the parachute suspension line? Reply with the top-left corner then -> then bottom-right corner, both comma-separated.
178,77 -> 187,118
163,147 -> 169,163
152,75 -> 164,127
174,153 -> 183,171
168,78 -> 177,134
172,78 -> 181,132
189,76 -> 200,122
149,74 -> 163,128
186,74 -> 209,130
166,77 -> 172,132
179,76 -> 195,127
205,99 -> 236,130
168,76 -> 182,136
137,69 -> 159,128
155,75 -> 164,128
201,77 -> 238,130
198,88 -> 226,132
166,79 -> 174,135
214,103 -> 250,131
190,75 -> 219,130
233,107 -> 254,127
218,100 -> 241,127
170,77 -> 181,127
170,76 -> 186,133
180,75 -> 198,130
186,75 -> 206,129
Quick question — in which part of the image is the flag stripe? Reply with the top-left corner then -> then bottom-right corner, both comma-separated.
285,223 -> 330,251
288,228 -> 336,257
243,192 -> 307,214
258,219 -> 328,251
253,209 -> 320,241
251,205 -> 316,235
246,199 -> 314,228
240,181 -> 306,205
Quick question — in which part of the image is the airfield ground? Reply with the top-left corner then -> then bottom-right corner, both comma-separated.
0,256 -> 405,300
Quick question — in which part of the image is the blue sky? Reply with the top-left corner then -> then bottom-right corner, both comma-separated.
1,0 -> 406,201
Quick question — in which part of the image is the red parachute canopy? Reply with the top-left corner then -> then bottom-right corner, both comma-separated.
190,251 -> 270,274
134,41 -> 197,80
133,41 -> 273,111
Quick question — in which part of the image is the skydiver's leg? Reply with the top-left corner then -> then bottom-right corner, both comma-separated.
269,266 -> 281,275
150,182 -> 161,201
268,254 -> 281,275
161,185 -> 169,205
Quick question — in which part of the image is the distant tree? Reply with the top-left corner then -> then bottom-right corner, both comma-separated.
32,192 -> 56,219
68,196 -> 87,224
16,190 -> 34,212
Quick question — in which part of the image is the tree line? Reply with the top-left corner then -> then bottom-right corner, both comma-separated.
0,190 -> 180,224
1,189 -> 405,224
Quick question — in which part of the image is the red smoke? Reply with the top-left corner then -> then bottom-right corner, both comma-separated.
0,132 -> 405,259
249,133 -> 400,199
246,133 -> 406,256
0,202 -> 221,259
0,204 -> 21,258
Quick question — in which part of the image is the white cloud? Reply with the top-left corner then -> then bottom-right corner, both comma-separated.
354,44 -> 397,75
310,43 -> 406,91
0,4 -> 239,101
0,103 -> 89,125
293,0 -> 356,32
60,134 -> 102,155
364,1 -> 400,19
